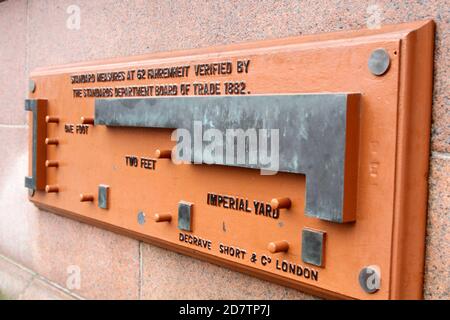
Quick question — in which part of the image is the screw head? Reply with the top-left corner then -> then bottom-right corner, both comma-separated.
368,48 -> 390,76
29,79 -> 36,93
359,265 -> 381,293
137,211 -> 146,225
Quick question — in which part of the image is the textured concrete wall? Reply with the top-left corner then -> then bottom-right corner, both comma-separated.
0,0 -> 448,299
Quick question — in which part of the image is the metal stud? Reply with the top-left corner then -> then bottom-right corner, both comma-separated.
81,117 -> 95,125
80,194 -> 94,202
45,160 -> 59,168
153,213 -> 172,222
45,185 -> 59,193
45,138 -> 59,145
46,116 -> 59,124
155,149 -> 172,159
368,48 -> 390,76
267,240 -> 289,253
270,197 -> 291,209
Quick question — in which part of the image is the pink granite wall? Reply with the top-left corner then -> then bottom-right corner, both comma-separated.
0,0 -> 448,299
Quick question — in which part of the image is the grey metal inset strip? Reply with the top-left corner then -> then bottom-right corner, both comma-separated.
95,94 -> 359,222
24,99 -> 38,190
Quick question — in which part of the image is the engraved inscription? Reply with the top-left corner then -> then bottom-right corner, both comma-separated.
71,60 -> 251,98
207,192 -> 280,219
125,155 -> 156,171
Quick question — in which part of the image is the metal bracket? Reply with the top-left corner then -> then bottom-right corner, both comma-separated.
24,99 -> 47,190
95,94 -> 360,223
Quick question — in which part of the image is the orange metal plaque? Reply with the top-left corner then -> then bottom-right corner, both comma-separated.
26,20 -> 434,299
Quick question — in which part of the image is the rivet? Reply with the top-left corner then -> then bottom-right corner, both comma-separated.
368,48 -> 390,76
359,265 -> 381,293
270,197 -> 291,209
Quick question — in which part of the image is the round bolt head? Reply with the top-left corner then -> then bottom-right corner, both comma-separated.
359,265 -> 381,293
137,211 -> 146,225
29,79 -> 36,93
368,48 -> 390,76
